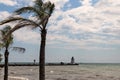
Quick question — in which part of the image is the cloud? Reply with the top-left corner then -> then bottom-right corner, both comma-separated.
13,28 -> 40,44
46,0 -> 120,50
0,0 -> 120,50
80,0 -> 92,6
0,0 -> 17,6
14,0 -> 119,50
15,0 -> 35,7
0,11 -> 11,20
95,0 -> 120,7
44,0 -> 69,10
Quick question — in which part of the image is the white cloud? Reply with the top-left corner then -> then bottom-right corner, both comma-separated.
15,0 -> 69,9
13,28 -> 40,44
95,0 -> 120,7
47,0 -> 120,50
15,0 -> 35,7
81,0 -> 92,6
44,0 -> 69,10
0,11 -> 11,20
1,0 -> 120,50
0,0 -> 17,6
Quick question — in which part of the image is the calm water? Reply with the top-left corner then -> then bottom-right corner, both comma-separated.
1,63 -> 120,80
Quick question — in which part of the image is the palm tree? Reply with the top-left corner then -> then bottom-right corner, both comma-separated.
0,0 -> 55,80
0,26 -> 25,80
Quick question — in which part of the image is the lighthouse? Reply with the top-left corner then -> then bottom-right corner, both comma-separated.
71,56 -> 75,64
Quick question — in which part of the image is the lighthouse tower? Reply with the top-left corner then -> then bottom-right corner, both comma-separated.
71,57 -> 75,64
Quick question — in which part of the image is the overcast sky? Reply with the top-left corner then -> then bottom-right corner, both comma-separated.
0,0 -> 120,63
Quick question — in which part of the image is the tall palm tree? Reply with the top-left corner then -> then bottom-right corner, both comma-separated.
0,26 -> 25,80
0,0 -> 55,80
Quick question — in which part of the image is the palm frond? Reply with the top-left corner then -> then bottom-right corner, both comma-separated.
3,21 -> 42,41
49,4 -> 55,15
38,1 -> 55,28
34,0 -> 43,10
15,7 -> 34,14
42,1 -> 55,16
2,25 -> 11,32
0,26 -> 13,49
12,47 -> 25,53
14,6 -> 44,19
34,0 -> 43,6
0,42 -> 5,49
0,17 -> 42,41
0,17 -> 24,25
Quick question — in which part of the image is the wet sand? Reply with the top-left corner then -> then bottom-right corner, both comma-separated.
1,65 -> 120,80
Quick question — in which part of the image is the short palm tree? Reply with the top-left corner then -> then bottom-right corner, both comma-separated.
0,0 -> 55,80
0,26 -> 25,80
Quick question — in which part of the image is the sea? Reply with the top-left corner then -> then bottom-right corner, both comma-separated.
1,62 -> 120,80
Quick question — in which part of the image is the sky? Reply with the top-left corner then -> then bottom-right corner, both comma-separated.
0,0 -> 120,63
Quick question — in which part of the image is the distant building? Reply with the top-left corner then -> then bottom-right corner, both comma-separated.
71,56 -> 75,64
33,59 -> 36,64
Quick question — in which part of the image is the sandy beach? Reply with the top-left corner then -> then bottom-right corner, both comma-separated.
1,64 -> 120,80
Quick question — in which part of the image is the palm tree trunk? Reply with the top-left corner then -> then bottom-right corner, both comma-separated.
39,29 -> 47,80
4,49 -> 9,80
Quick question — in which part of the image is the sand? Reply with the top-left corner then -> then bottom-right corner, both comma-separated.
1,65 -> 120,80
